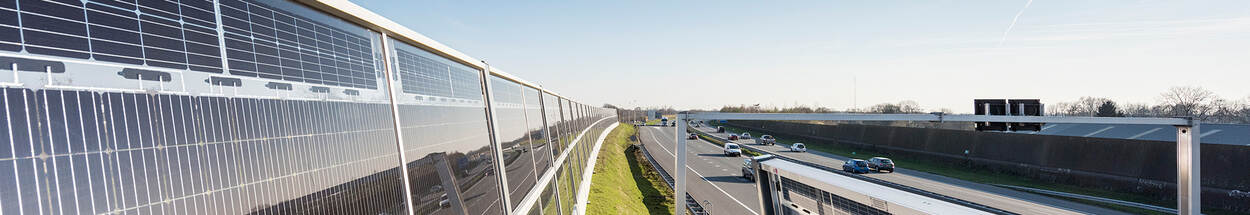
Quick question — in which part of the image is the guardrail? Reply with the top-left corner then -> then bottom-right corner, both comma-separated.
688,128 -> 1017,215
635,143 -> 710,215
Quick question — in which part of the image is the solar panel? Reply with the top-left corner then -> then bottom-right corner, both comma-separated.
1,87 -> 415,214
1,0 -> 24,51
20,0 -> 91,59
219,0 -> 377,89
12,0 -> 224,71
391,43 -> 484,100
2,0 -> 382,90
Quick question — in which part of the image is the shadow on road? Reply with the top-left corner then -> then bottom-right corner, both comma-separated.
703,176 -> 751,184
696,153 -> 733,157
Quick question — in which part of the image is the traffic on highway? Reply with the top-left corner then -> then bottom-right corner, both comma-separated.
631,120 -> 1133,215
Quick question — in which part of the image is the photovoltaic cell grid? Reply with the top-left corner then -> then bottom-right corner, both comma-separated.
0,0 -> 222,72
0,0 -> 379,89
0,88 -> 407,214
490,77 -> 523,105
219,0 -> 378,89
394,48 -> 483,100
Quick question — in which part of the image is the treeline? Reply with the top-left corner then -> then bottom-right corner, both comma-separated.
1048,86 -> 1250,124
714,86 -> 1249,124
718,100 -> 941,114
717,104 -> 835,113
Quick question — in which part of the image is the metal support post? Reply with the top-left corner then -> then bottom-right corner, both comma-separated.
675,113 -> 689,215
479,61 -> 513,215
1176,123 -> 1201,215
378,33 -> 417,215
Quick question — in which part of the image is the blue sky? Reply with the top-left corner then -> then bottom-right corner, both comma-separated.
356,0 -> 1250,113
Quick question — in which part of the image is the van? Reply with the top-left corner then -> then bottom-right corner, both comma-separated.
723,143 -> 742,157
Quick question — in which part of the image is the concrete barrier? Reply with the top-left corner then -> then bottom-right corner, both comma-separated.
727,120 -> 1250,213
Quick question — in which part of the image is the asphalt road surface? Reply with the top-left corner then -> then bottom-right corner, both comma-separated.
693,125 -> 1128,215
639,126 -> 761,215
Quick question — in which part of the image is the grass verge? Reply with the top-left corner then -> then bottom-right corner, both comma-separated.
587,124 -> 675,215
711,123 -> 1241,215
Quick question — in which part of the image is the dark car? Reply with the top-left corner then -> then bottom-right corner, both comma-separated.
757,135 -> 776,145
842,159 -> 870,174
716,126 -> 725,133
687,133 -> 698,140
868,157 -> 895,173
741,155 -> 775,181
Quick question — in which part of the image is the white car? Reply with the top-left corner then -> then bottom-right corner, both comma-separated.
740,132 -> 752,139
790,143 -> 807,152
439,194 -> 451,208
723,143 -> 742,157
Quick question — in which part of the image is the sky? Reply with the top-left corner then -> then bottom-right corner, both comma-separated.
356,0 -> 1250,113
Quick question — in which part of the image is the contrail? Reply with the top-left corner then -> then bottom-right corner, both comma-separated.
999,0 -> 1034,47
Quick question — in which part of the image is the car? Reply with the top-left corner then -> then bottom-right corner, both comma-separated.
439,194 -> 451,208
790,143 -> 806,152
741,155 -> 775,181
723,143 -> 742,157
867,157 -> 895,173
757,135 -> 776,145
728,134 -> 740,140
740,132 -> 752,139
716,126 -> 725,133
429,185 -> 444,194
687,133 -> 698,140
842,159 -> 870,174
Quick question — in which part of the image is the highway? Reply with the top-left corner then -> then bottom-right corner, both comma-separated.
637,126 -> 761,215
691,125 -> 1129,215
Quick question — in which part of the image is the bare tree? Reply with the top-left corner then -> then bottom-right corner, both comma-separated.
1048,97 -> 1111,116
1207,98 -> 1250,123
1158,86 -> 1217,119
898,100 -> 924,113
870,103 -> 900,113
864,101 -> 925,114
1119,103 -> 1157,117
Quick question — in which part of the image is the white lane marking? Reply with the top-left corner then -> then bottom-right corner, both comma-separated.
1082,126 -> 1115,137
1200,129 -> 1222,137
648,127 -> 759,215
1127,128 -> 1162,140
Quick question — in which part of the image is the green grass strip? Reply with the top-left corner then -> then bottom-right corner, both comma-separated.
587,124 -> 675,215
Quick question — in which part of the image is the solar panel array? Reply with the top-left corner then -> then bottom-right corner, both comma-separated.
219,0 -> 378,89
394,48 -> 483,100
0,0 -> 222,72
0,0 -> 621,214
0,0 -> 379,89
0,88 -> 406,214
